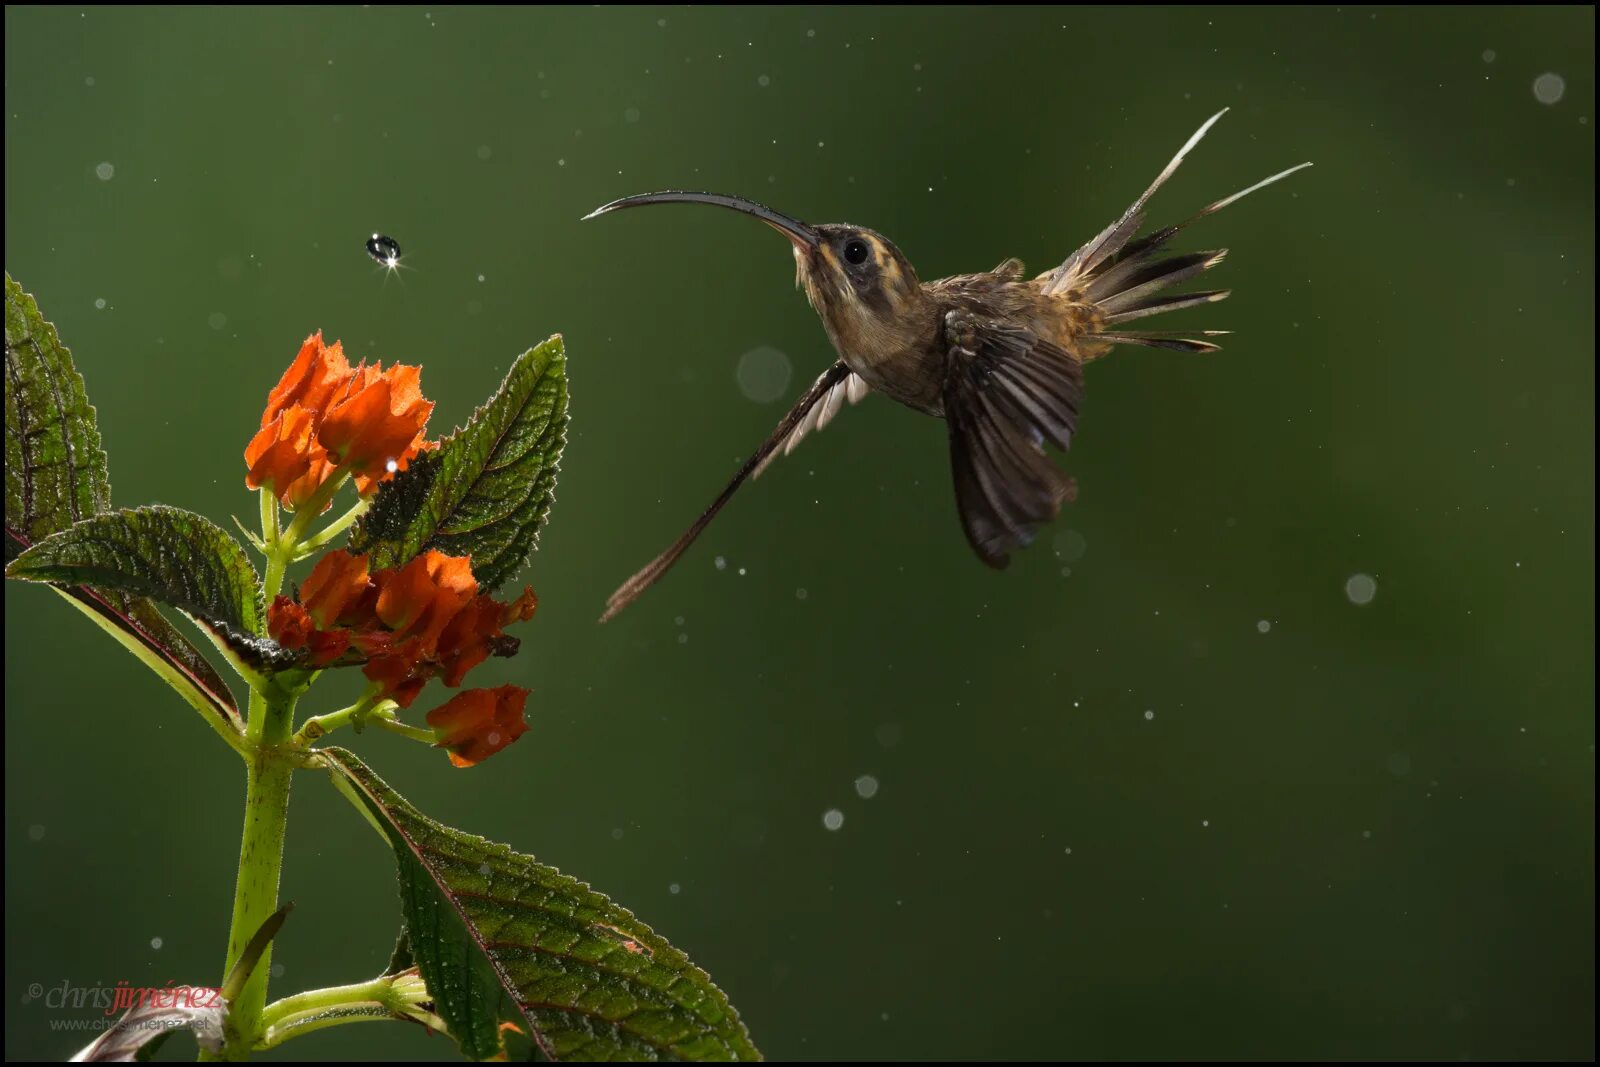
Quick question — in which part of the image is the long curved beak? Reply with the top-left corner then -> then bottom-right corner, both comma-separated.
582,191 -> 820,250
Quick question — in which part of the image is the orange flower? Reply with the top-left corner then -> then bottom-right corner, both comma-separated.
266,548 -> 537,711
299,549 -> 374,629
319,362 -> 435,494
245,333 -> 435,507
267,596 -> 352,666
426,686 -> 530,767
375,551 -> 477,642
261,332 -> 353,428
245,405 -> 336,511
436,587 -> 538,686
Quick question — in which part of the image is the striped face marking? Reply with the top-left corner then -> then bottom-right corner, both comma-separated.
803,227 -> 917,317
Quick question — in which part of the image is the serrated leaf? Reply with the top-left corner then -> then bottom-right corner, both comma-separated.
4,272 -> 238,718
351,337 -> 567,592
6,505 -> 295,670
4,272 -> 110,551
324,749 -> 760,1062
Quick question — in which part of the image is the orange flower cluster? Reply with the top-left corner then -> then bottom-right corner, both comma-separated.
268,549 -> 537,765
245,332 -> 435,509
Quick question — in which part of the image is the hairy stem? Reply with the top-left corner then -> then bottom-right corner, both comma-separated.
212,689 -> 298,1060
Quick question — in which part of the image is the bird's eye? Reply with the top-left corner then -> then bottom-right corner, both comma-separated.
843,238 -> 870,265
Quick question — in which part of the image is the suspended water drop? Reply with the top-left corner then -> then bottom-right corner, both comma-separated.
1345,573 -> 1378,605
365,233 -> 402,268
1532,72 -> 1566,105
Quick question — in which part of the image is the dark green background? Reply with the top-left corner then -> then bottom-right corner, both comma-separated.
5,5 -> 1594,1061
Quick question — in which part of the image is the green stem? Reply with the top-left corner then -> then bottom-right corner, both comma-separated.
214,688 -> 298,1060
255,971 -> 441,1051
261,475 -> 348,602
293,687 -> 391,746
292,496 -> 371,560
372,713 -> 437,746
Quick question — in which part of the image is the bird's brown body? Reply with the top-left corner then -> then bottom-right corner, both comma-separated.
586,111 -> 1309,620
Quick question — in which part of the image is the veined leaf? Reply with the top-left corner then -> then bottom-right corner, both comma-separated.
324,749 -> 760,1062
4,272 -> 239,718
3,272 -> 110,550
351,336 -> 567,592
6,505 -> 295,670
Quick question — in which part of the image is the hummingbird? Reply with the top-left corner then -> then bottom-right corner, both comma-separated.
586,110 -> 1309,622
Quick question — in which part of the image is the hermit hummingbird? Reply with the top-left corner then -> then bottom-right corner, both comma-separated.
586,110 -> 1309,621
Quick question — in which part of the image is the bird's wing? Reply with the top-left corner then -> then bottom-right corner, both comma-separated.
942,310 -> 1082,568
752,368 -> 870,478
601,361 -> 853,622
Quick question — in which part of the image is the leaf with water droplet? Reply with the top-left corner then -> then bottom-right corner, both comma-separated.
323,748 -> 760,1061
350,336 -> 567,592
4,273 -> 239,717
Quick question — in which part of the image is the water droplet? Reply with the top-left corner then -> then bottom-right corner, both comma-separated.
735,345 -> 793,403
150,937 -> 163,950
95,161 -> 114,181
1143,710 -> 1155,721
714,555 -> 727,570
1481,49 -> 1496,63
1256,619 -> 1271,634
757,74 -> 771,87
822,809 -> 844,831
669,882 -> 681,894
207,311 -> 228,331
795,587 -> 808,601
27,824 -> 45,841
1533,72 -> 1566,104
854,774 -> 879,799
365,233 -> 402,267
94,298 -> 106,310
1345,573 -> 1378,605
1052,528 -> 1087,562
623,106 -> 641,123
476,144 -> 492,160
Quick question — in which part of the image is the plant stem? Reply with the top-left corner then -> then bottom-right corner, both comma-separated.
293,687 -> 390,746
260,474 -> 347,603
255,971 -> 442,1051
213,688 -> 298,1060
292,496 -> 371,560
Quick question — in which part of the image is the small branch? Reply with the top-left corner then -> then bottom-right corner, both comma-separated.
255,971 -> 438,1051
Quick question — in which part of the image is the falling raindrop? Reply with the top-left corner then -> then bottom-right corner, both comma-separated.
365,233 -> 402,268
1532,72 -> 1566,105
822,809 -> 844,831
1345,573 -> 1378,605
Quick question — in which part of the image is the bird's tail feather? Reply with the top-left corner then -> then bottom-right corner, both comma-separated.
1039,110 -> 1309,356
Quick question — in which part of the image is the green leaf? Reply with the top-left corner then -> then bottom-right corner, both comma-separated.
4,272 -> 239,718
351,336 -> 568,592
323,748 -> 760,1062
6,505 -> 295,669
3,271 -> 110,552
